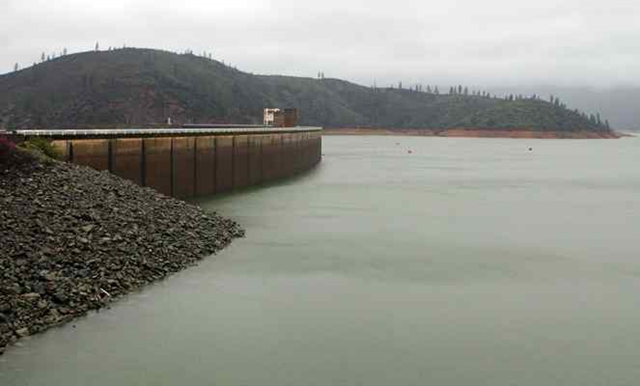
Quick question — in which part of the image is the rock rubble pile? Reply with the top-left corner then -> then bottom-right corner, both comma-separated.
0,151 -> 244,354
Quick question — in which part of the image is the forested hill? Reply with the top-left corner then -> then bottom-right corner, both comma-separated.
0,48 -> 611,133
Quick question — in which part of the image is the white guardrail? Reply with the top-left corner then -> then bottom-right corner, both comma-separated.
10,126 -> 323,137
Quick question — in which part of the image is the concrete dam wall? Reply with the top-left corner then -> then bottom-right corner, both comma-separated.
50,130 -> 322,198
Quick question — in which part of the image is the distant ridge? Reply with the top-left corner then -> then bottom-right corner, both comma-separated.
0,48 -> 612,134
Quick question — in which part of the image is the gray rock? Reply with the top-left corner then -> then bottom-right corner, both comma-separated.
10,284 -> 22,294
40,270 -> 57,281
81,224 -> 95,233
53,292 -> 68,304
16,328 -> 30,338
22,293 -> 41,300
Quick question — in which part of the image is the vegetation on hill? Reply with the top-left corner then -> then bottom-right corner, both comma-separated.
488,85 -> 640,130
0,48 -> 611,133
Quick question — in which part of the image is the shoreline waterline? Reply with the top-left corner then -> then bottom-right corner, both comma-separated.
323,127 -> 623,139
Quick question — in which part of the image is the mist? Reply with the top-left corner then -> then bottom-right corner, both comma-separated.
2,0 -> 640,89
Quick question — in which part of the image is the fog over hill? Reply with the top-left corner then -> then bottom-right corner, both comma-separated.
487,86 -> 640,131
3,1 -> 639,131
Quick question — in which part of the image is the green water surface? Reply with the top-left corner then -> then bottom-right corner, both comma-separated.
2,135 -> 640,386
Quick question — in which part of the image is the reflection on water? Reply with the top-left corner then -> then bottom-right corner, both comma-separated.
2,136 -> 640,386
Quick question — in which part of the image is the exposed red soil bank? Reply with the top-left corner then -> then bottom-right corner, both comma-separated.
323,128 -> 622,139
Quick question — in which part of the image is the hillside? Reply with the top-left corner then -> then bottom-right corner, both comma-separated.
488,85 -> 640,131
0,48 -> 611,133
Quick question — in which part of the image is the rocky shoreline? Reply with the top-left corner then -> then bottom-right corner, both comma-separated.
323,127 -> 622,139
0,149 -> 244,354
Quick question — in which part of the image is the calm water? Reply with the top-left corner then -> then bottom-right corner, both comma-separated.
2,135 -> 640,386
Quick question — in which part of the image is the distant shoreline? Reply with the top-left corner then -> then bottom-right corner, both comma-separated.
323,128 -> 624,139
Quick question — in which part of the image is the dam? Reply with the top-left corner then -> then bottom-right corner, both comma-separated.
10,126 -> 322,198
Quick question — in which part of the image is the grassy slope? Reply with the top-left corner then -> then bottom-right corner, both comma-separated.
0,48 -> 610,133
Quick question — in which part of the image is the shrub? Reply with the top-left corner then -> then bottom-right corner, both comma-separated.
19,137 -> 62,160
0,136 -> 16,163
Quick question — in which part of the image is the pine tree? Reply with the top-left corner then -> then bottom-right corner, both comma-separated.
463,87 -> 469,96
426,85 -> 432,94
63,48 -> 68,56
95,42 -> 99,51
14,63 -> 19,72
458,85 -> 463,94
434,86 -> 439,95
41,52 -> 45,62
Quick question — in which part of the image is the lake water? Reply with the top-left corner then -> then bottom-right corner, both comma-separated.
2,135 -> 640,386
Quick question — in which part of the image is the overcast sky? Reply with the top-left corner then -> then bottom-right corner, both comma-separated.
2,0 -> 639,88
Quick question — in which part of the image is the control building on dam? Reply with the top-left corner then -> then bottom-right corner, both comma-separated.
12,124 -> 322,199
